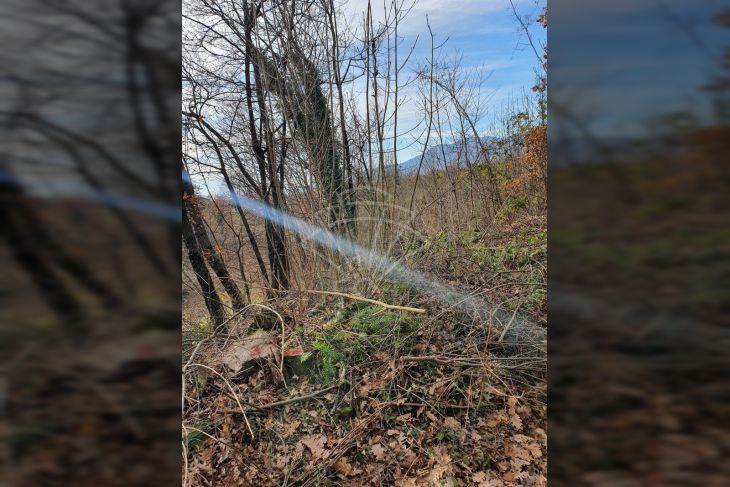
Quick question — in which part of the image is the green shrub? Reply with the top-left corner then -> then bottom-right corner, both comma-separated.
528,288 -> 547,310
496,195 -> 529,223
186,420 -> 211,452
305,305 -> 423,383
435,427 -> 460,443
312,338 -> 341,383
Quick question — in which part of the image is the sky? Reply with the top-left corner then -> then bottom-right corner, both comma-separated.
342,0 -> 547,162
186,0 -> 547,194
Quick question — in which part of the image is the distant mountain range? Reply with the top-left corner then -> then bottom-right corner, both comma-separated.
391,135 -> 667,173
393,137 -> 498,175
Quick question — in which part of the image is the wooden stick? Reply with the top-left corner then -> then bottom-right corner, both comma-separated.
223,385 -> 338,414
224,279 -> 428,314
303,289 -> 427,314
497,301 -> 522,343
400,355 -> 481,367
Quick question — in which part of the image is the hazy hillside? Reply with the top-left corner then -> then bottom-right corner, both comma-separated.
396,136 -> 498,174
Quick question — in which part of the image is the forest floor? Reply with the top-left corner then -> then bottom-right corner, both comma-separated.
183,213 -> 547,486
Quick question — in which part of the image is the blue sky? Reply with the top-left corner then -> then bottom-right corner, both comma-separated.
187,0 -> 547,195
343,0 -> 547,162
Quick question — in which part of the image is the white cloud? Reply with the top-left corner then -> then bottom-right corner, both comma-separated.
341,0 -> 506,36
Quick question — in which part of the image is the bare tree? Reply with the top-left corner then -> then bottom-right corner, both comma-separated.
183,201 -> 227,326
183,170 -> 248,310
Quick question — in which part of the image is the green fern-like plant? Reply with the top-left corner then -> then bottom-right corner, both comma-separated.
312,338 -> 339,383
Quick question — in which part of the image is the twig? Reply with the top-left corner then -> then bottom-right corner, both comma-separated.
183,425 -> 240,450
230,279 -> 428,314
498,303 -> 521,343
188,363 -> 254,439
299,406 -> 385,487
400,355 -> 482,367
182,438 -> 189,487
183,306 -> 252,370
303,289 -> 426,314
222,385 -> 338,414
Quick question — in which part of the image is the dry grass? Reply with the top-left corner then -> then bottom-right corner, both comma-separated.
182,126 -> 547,485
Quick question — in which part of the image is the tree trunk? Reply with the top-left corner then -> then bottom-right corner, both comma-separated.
253,42 -> 352,235
183,178 -> 247,310
243,1 -> 290,292
182,204 -> 226,327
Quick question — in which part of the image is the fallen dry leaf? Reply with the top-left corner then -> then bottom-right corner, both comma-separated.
274,455 -> 290,469
506,397 -> 524,430
427,463 -> 450,483
282,420 -> 301,438
333,456 -> 353,476
473,471 -> 488,482
484,410 -> 509,427
443,416 -> 461,431
473,471 -> 505,487
534,427 -> 547,444
513,434 -> 543,459
371,443 -> 387,461
301,434 -> 328,460
282,347 -> 304,357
